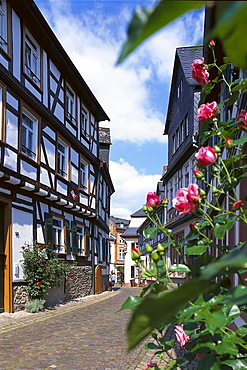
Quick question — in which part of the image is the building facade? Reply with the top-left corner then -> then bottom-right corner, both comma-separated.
0,0 -> 114,312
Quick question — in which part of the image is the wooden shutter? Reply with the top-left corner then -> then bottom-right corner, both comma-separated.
96,236 -> 100,258
44,213 -> 54,250
71,221 -> 78,254
85,226 -> 90,257
65,219 -> 71,253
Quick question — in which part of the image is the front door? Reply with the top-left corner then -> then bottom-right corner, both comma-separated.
0,205 -> 4,313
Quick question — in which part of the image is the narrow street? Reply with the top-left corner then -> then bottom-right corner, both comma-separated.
0,287 -> 158,370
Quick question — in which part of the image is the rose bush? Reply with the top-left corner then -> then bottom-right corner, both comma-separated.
191,57 -> 210,85
172,183 -> 201,214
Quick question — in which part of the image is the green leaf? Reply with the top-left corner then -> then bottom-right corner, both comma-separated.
199,308 -> 227,334
126,279 -> 211,350
186,243 -> 208,256
118,295 -> 143,312
168,264 -> 191,273
198,354 -> 220,370
236,325 -> 247,335
143,227 -> 157,240
215,339 -> 238,356
212,1 -> 247,69
231,82 -> 247,92
117,0 -> 205,63
233,136 -> 247,146
145,342 -> 162,350
221,285 -> 247,306
221,359 -> 247,370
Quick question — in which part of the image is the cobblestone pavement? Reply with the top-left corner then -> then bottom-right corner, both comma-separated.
0,287 -> 161,370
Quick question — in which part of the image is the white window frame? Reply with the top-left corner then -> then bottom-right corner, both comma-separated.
66,86 -> 76,123
57,139 -> 68,179
0,0 -> 7,51
52,217 -> 64,253
24,30 -> 40,85
81,106 -> 88,137
80,158 -> 88,191
21,110 -> 38,160
77,224 -> 85,256
119,248 -> 125,261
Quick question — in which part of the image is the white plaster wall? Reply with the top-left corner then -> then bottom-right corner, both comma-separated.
124,238 -> 137,285
12,208 -> 33,281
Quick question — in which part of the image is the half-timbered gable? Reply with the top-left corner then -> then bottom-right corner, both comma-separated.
0,0 -> 114,313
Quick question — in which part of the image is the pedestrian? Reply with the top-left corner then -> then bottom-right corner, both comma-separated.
111,272 -> 117,286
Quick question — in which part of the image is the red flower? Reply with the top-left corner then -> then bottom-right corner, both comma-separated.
70,274 -> 75,278
146,192 -> 161,208
233,200 -> 244,210
191,57 -> 210,85
195,146 -> 217,167
197,101 -> 219,122
193,169 -> 204,180
172,184 -> 201,214
209,39 -> 215,47
236,109 -> 247,132
225,137 -> 233,149
37,282 -> 43,286
189,223 -> 198,232
39,246 -> 45,250
21,246 -> 25,250
131,246 -> 141,261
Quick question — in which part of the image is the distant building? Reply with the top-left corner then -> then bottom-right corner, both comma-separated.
109,216 -> 130,282
122,209 -> 146,286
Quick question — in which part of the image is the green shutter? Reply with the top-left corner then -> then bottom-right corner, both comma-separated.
85,226 -> 90,257
71,221 -> 78,255
65,219 -> 71,253
44,213 -> 54,250
102,238 -> 106,261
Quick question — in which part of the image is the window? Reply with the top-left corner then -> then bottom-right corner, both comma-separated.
80,158 -> 88,190
184,164 -> 189,187
81,107 -> 88,136
57,140 -> 68,178
184,114 -> 189,137
77,224 -> 85,255
22,111 -> 38,160
172,134 -> 176,154
0,0 -> 7,51
177,78 -> 183,99
52,217 -> 63,252
119,248 -> 125,260
66,86 -> 76,123
25,31 -> 40,85
0,85 -> 2,140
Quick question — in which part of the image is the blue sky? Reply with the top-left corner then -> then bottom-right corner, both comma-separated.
35,0 -> 204,219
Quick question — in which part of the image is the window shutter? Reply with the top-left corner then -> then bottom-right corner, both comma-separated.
102,238 -> 106,261
65,219 -> 71,253
96,237 -> 100,258
71,221 -> 78,254
44,213 -> 54,250
85,226 -> 90,257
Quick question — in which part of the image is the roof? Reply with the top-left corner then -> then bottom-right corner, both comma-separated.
130,208 -> 146,218
110,216 -> 130,229
121,227 -> 139,237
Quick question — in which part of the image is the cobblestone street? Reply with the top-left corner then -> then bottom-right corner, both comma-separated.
0,287 -> 159,370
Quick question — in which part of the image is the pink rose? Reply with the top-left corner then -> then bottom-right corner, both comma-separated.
145,363 -> 157,370
172,183 -> 201,214
195,146 -> 217,167
197,101 -> 219,122
146,192 -> 161,208
191,57 -> 210,85
175,324 -> 190,347
236,109 -> 247,132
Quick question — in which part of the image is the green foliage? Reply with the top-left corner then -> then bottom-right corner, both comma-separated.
25,299 -> 46,313
117,1 -> 247,69
119,14 -> 247,368
21,244 -> 69,300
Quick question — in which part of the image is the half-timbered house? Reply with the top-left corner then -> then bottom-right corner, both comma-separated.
0,0 -> 114,312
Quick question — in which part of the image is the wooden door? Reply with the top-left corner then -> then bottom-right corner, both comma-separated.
94,265 -> 102,294
0,205 -> 4,313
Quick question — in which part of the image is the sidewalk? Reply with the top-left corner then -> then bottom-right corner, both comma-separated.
0,287 -> 162,370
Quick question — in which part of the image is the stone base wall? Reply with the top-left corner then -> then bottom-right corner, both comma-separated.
64,265 -> 92,301
13,284 -> 28,312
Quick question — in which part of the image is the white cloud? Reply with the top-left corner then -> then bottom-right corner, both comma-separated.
36,0 -> 204,144
110,159 -> 161,218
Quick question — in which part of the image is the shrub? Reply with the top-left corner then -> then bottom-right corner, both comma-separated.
25,299 -> 46,313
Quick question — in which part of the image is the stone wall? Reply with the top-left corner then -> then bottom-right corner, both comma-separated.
13,285 -> 28,311
64,265 -> 92,301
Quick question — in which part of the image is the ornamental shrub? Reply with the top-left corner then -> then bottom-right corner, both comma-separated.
25,299 -> 46,313
21,244 -> 69,300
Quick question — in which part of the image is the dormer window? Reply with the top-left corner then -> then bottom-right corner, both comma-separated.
24,31 -> 40,86
66,86 -> 76,124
